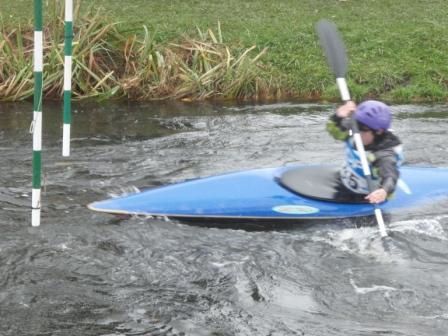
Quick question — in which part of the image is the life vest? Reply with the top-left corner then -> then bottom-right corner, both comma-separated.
340,139 -> 404,194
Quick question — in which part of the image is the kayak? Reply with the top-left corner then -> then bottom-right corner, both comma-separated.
88,165 -> 448,222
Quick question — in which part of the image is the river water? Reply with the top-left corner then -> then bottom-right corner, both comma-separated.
1,101 -> 448,336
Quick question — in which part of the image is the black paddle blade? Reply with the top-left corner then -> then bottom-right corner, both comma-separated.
316,19 -> 348,78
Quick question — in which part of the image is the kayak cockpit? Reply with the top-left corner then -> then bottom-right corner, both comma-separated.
277,165 -> 369,203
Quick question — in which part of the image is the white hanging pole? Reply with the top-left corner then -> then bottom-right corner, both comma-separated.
32,0 -> 44,227
62,0 -> 73,157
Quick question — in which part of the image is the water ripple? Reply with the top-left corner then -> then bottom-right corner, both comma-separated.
1,102 -> 448,335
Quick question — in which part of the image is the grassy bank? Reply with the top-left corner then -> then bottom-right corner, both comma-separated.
2,0 -> 448,102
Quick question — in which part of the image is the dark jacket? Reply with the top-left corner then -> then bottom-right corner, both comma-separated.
327,113 -> 403,194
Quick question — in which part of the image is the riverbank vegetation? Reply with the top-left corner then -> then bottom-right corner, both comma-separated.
1,3 -> 280,101
1,0 -> 448,102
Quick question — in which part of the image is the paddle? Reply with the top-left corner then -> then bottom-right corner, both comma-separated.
316,19 -> 388,238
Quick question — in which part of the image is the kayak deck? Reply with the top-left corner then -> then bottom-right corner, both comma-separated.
88,165 -> 448,220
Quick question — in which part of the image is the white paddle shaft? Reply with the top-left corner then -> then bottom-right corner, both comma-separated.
336,78 -> 350,101
336,77 -> 388,237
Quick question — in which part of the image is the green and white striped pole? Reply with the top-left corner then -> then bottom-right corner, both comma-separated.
62,0 -> 73,156
32,0 -> 43,227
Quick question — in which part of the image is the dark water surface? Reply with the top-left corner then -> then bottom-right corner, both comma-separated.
1,101 -> 448,336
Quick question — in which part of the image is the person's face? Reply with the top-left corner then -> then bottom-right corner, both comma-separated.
360,129 -> 375,146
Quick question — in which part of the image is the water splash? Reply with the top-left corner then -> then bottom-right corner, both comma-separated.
389,215 -> 448,240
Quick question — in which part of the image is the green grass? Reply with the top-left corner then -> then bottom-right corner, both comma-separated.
2,0 -> 448,102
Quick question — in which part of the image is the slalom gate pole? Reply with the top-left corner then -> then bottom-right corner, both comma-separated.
62,0 -> 73,157
32,0 -> 43,227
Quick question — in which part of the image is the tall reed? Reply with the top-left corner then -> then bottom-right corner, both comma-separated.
0,2 -> 124,101
0,24 -> 34,100
120,23 -> 280,100
0,4 -> 280,102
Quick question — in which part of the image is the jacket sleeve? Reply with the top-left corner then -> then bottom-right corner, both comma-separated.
372,148 -> 400,194
326,113 -> 352,141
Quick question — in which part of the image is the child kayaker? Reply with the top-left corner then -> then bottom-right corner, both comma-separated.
327,100 -> 404,204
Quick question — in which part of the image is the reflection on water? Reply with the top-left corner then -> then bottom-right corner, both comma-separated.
1,100 -> 448,336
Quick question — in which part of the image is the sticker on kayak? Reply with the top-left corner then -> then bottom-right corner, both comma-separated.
272,205 -> 319,215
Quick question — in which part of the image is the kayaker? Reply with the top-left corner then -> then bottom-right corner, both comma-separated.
327,100 -> 404,204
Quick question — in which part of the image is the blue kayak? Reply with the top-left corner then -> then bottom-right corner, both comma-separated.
88,165 -> 448,221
